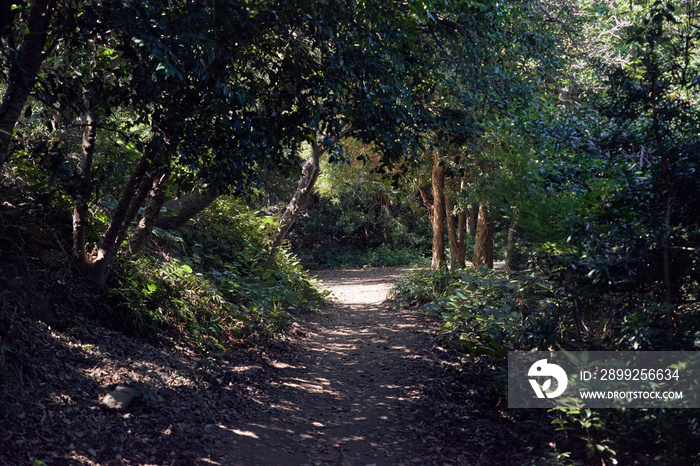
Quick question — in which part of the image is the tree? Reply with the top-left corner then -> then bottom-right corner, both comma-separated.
430,147 -> 447,269
591,0 -> 700,334
29,0 -> 321,284
444,173 -> 468,270
9,1 -> 274,284
420,0 -> 573,271
0,0 -> 58,169
271,124 -> 353,249
472,203 -> 494,268
266,0 -> 455,247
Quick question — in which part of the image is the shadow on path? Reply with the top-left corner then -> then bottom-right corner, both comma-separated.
212,267 -> 526,465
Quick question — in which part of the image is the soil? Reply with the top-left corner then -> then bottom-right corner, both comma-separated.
0,267 -> 528,465
212,267 -> 527,466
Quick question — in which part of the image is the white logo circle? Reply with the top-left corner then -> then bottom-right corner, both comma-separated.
528,358 -> 568,398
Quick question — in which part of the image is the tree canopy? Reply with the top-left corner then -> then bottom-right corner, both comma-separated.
2,1 -> 700,463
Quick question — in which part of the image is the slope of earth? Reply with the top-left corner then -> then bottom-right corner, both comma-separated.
0,267 -> 530,465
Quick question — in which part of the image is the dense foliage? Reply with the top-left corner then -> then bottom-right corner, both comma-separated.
2,0 -> 700,464
392,264 -> 699,463
389,2 -> 700,464
108,198 -> 325,347
0,188 -> 324,348
288,140 -> 433,268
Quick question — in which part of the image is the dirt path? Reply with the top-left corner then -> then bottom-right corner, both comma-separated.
0,267 -> 525,465
214,267 -> 524,465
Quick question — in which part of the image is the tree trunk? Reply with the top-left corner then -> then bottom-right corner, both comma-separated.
444,185 -> 464,270
271,123 -> 352,248
85,135 -> 172,285
431,150 -> 446,269
457,211 -> 467,267
0,0 -> 58,169
73,112 -> 97,268
379,191 -> 390,244
129,171 -> 170,253
505,215 -> 523,272
466,203 -> 478,235
415,178 -> 434,223
456,177 -> 467,267
473,203 -> 493,268
271,142 -> 322,249
155,191 -> 218,231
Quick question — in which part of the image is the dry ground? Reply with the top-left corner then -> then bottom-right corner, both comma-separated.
212,267 -> 527,465
1,267 -> 528,465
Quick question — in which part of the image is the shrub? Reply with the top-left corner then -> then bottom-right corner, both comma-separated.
392,267 -> 556,358
392,264 -> 700,464
107,197 -> 325,348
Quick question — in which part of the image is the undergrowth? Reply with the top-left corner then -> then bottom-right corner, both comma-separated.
391,266 -> 559,358
391,266 -> 700,465
107,198 -> 326,349
300,244 -> 430,269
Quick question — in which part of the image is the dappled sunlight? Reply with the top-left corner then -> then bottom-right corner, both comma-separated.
204,268 -> 445,464
188,267 -> 519,465
247,423 -> 297,435
266,360 -> 300,369
229,428 -> 260,439
231,365 -> 265,373
198,458 -> 222,465
268,400 -> 301,412
279,377 -> 342,397
332,434 -> 367,444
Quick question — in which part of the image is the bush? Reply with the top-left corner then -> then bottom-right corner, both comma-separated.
107,197 -> 326,348
390,267 -> 456,307
392,267 -> 555,358
392,264 -> 700,464
288,150 -> 433,269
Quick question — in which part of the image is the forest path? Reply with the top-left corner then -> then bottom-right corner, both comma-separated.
214,267 -> 524,465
